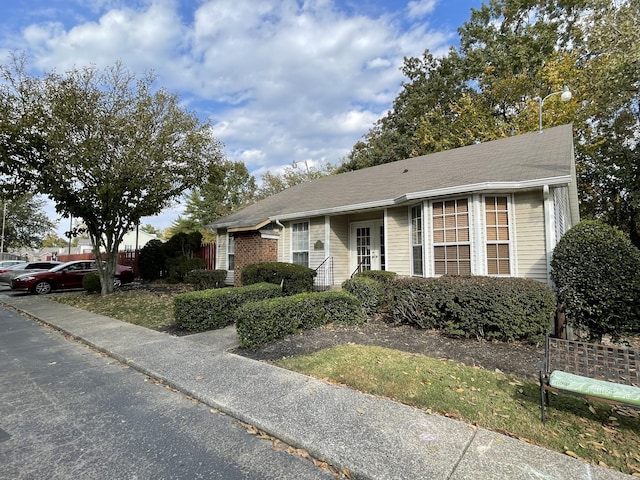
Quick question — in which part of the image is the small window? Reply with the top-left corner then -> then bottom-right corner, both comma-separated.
411,205 -> 424,276
485,196 -> 510,275
291,221 -> 309,267
228,235 -> 235,271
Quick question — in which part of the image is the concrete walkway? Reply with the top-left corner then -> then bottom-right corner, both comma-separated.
1,294 -> 634,479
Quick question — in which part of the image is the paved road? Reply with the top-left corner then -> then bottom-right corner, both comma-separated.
0,304 -> 333,480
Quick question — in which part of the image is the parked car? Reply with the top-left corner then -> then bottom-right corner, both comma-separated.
0,261 -> 62,284
0,260 -> 26,269
10,260 -> 135,294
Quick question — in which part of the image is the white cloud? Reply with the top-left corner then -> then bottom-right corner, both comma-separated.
4,0 -> 464,231
407,0 -> 437,20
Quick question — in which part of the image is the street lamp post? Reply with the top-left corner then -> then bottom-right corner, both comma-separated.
538,86 -> 572,133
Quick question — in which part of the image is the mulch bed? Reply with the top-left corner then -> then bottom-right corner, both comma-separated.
232,316 -> 545,380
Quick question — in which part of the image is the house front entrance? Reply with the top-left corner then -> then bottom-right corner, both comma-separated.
350,221 -> 385,273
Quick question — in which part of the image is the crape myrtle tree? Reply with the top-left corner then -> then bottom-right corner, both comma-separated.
0,56 -> 224,294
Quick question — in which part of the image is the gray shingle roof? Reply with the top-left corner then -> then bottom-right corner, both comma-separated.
211,124 -> 574,230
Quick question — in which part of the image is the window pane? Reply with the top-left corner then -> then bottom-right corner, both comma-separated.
292,251 -> 309,267
412,246 -> 423,276
484,196 -> 510,275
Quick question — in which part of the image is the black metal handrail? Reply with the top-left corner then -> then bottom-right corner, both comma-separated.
314,256 -> 334,291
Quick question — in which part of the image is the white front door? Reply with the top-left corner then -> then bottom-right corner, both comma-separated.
350,221 -> 384,273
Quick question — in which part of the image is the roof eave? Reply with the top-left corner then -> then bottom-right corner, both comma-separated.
271,176 -> 573,221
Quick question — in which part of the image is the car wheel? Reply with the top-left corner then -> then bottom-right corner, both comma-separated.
33,281 -> 52,295
113,277 -> 122,288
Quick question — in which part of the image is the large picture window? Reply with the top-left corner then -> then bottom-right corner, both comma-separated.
411,205 -> 424,276
292,221 -> 309,267
227,234 -> 235,271
432,199 -> 471,275
485,196 -> 510,275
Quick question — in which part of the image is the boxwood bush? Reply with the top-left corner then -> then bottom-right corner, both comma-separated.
174,282 -> 282,332
184,269 -> 227,290
551,220 -> 640,341
342,276 -> 384,316
82,272 -> 101,293
240,261 -> 315,295
236,291 -> 365,349
388,276 -> 555,343
355,269 -> 397,285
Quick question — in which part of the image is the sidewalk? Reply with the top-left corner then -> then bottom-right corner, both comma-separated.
1,294 -> 634,479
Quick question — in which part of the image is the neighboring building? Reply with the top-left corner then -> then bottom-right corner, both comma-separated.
209,124 -> 580,288
119,229 -> 158,252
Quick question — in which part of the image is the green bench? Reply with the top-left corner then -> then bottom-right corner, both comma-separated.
539,335 -> 640,422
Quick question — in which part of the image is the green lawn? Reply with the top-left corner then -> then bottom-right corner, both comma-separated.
50,291 -> 640,476
52,290 -> 175,330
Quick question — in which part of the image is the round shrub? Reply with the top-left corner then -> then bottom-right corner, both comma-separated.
551,220 -> 640,341
82,272 -> 101,293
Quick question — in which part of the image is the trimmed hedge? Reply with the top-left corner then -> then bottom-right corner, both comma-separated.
342,276 -> 384,315
388,276 -> 555,343
240,261 -> 315,295
236,291 -> 365,349
184,269 -> 227,290
355,269 -> 397,285
174,282 -> 282,332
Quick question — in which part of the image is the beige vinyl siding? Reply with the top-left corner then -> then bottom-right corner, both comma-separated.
309,217 -> 326,268
386,207 -> 411,275
330,216 -> 350,284
280,222 -> 291,261
349,211 -> 382,223
513,190 -> 548,282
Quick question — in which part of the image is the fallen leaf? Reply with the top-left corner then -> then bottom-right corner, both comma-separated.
588,405 -> 598,415
48,361 -> 57,365
356,408 -> 365,415
565,450 -> 579,459
194,375 -> 204,381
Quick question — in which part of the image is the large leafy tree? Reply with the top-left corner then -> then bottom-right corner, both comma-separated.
340,0 -> 640,246
256,162 -> 335,199
0,195 -> 56,251
0,57 -> 224,293
172,160 -> 257,239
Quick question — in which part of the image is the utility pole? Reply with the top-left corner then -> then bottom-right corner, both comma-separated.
1,201 -> 7,256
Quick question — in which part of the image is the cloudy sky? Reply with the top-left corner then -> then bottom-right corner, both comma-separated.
1,0 -> 484,234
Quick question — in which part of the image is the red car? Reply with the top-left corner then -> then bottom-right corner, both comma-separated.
11,260 -> 134,294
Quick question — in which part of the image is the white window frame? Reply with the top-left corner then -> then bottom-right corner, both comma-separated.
431,197 -> 472,276
410,204 -> 424,276
483,195 -> 512,276
291,220 -> 310,267
227,234 -> 235,271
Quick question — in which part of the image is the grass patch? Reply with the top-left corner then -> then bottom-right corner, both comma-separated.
277,344 -> 640,475
51,290 -> 175,330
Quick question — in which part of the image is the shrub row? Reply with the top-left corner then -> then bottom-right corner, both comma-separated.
241,261 -> 315,295
173,282 -> 282,332
236,291 -> 365,349
388,276 -> 555,343
184,269 -> 227,291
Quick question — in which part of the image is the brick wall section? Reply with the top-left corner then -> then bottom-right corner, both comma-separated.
233,231 -> 278,286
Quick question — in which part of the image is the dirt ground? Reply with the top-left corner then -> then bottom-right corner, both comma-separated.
233,316 -> 545,380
